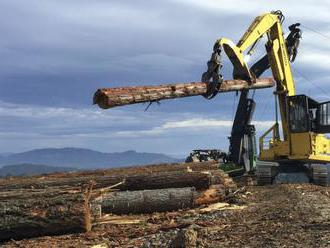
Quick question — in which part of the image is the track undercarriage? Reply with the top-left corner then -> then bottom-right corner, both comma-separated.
256,162 -> 330,186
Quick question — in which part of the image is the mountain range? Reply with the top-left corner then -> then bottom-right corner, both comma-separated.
0,148 -> 182,170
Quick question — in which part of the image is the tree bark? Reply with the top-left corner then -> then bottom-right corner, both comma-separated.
0,171 -> 224,192
0,185 -> 99,241
97,184 -> 228,214
93,78 -> 274,109
120,170 -> 225,191
0,162 -> 220,190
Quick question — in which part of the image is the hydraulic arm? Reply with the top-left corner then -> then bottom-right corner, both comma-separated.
207,10 -> 330,185
202,13 -> 302,174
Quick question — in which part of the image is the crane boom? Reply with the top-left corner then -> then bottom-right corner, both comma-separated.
211,11 -> 295,140
225,22 -> 302,173
212,10 -> 330,185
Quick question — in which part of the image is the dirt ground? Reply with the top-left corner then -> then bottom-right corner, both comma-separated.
2,183 -> 329,248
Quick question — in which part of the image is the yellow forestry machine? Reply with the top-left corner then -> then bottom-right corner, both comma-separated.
93,11 -> 330,186
202,10 -> 330,186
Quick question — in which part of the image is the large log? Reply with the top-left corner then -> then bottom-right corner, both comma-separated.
0,185 -> 100,241
0,171 -> 223,192
97,184 -> 228,214
0,162 -> 220,190
93,78 -> 275,109
121,171 -> 222,191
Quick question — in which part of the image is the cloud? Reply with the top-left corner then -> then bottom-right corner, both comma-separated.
298,50 -> 330,70
115,118 -> 233,138
163,118 -> 232,128
0,101 -> 126,120
0,1 -> 330,155
0,100 -> 275,154
173,0 -> 330,22
115,118 -> 274,138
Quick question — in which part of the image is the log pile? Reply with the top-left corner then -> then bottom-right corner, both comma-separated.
93,78 -> 275,109
0,162 -> 236,241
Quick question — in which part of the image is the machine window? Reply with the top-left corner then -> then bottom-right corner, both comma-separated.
288,96 -> 310,133
319,102 -> 330,126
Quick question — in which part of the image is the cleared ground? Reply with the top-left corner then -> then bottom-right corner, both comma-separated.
2,183 -> 329,248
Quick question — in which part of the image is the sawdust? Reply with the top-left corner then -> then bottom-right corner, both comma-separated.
199,202 -> 246,213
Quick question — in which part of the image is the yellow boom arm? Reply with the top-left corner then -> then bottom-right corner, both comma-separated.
214,11 -> 295,141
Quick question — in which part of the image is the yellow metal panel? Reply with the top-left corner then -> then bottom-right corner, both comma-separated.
311,134 -> 330,162
237,13 -> 278,51
259,139 -> 290,161
290,133 -> 311,157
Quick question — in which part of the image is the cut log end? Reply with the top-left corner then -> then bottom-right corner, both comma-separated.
93,89 -> 112,109
0,184 -> 100,242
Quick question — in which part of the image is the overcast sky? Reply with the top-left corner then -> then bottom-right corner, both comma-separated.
1,0 -> 330,156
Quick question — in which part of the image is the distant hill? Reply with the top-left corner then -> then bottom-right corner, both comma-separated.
0,163 -> 76,177
0,148 -> 182,169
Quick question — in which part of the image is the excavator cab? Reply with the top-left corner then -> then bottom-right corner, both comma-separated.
287,95 -> 330,134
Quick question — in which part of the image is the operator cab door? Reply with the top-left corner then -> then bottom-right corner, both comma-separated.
287,95 -> 315,133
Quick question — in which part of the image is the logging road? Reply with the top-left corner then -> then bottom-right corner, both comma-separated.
2,183 -> 329,248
